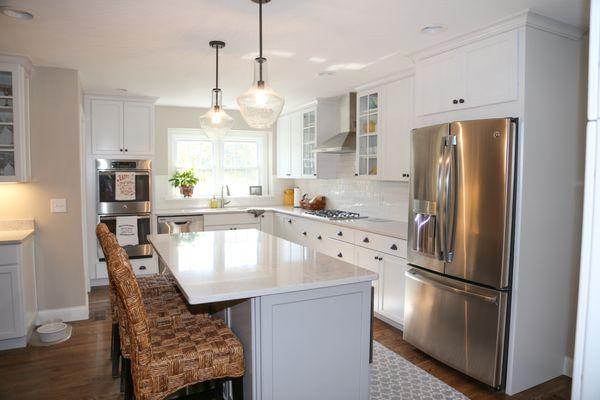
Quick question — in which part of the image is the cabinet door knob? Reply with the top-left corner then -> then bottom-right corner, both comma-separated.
302,231 -> 307,236
288,219 -> 292,224
337,231 -> 343,237
317,235 -> 322,240
452,99 -> 458,104
378,256 -> 383,261
354,173 -> 358,176
363,237 -> 369,243
124,148 -> 128,152
120,148 -> 123,152
313,174 -> 317,177
337,252 -> 343,258
374,256 -> 379,260
390,244 -> 398,250
459,98 -> 465,104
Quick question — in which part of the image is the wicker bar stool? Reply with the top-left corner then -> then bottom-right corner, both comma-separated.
108,247 -> 245,400
96,223 -> 186,377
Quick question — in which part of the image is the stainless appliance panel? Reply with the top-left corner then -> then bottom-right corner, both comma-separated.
444,119 -> 515,288
96,159 -> 152,215
97,214 -> 153,259
407,123 -> 448,274
403,267 -> 508,388
157,215 -> 204,234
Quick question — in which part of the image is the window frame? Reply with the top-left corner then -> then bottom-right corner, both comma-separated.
168,128 -> 271,197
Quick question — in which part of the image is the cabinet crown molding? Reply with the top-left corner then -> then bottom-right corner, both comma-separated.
409,9 -> 584,62
0,54 -> 33,75
84,91 -> 158,103
354,67 -> 415,92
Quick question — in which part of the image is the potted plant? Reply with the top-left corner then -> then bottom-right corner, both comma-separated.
169,169 -> 200,198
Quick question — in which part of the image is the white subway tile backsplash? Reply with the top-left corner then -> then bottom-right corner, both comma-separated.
294,178 -> 409,222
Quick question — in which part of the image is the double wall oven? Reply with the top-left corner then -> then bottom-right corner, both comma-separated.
96,159 -> 153,260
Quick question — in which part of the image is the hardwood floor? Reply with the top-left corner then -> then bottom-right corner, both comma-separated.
0,287 -> 571,399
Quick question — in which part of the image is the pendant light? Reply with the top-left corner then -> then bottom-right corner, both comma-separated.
236,0 -> 284,129
199,40 -> 234,138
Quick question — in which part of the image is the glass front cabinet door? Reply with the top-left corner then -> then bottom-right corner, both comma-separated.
356,89 -> 381,178
0,59 -> 30,183
301,108 -> 317,178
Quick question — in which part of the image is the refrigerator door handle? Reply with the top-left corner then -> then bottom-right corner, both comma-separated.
445,135 -> 458,262
437,140 -> 447,261
406,268 -> 499,305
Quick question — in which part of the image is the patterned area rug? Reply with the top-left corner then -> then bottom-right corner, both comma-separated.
371,341 -> 469,400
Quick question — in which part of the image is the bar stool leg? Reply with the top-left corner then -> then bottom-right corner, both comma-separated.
123,357 -> 133,399
111,323 -> 120,377
232,376 -> 244,400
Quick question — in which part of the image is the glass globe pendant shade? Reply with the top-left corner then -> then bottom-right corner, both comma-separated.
237,58 -> 284,129
199,88 -> 234,138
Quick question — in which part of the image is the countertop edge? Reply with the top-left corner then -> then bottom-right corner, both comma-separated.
0,229 -> 35,244
178,274 -> 378,305
155,206 -> 408,240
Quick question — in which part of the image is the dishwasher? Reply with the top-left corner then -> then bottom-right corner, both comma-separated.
157,215 -> 204,234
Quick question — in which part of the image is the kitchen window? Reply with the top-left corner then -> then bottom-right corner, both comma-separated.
169,129 -> 270,197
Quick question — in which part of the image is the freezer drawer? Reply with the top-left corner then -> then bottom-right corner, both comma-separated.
403,267 -> 508,388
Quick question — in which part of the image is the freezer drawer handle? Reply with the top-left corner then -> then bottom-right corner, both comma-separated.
406,270 -> 498,305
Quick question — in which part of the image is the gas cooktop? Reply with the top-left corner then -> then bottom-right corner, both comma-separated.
303,209 -> 367,220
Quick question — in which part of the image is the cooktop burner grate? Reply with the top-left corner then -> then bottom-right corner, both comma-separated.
304,209 -> 366,220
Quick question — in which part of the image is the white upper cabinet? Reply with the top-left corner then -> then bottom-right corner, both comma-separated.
87,94 -> 156,156
0,58 -> 31,183
276,114 -> 292,177
382,76 -> 413,182
415,30 -> 519,116
90,99 -> 123,154
301,108 -> 317,178
123,102 -> 154,155
356,88 -> 382,178
276,99 -> 338,179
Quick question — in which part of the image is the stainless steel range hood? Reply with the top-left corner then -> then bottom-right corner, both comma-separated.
314,93 -> 356,154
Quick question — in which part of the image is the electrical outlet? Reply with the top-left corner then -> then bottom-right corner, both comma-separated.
50,198 -> 67,213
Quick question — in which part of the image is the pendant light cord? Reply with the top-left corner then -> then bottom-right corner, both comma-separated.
215,45 -> 219,89
258,0 -> 264,84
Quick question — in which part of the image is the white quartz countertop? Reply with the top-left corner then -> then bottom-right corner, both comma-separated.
0,219 -> 35,244
155,205 -> 408,240
148,230 -> 378,305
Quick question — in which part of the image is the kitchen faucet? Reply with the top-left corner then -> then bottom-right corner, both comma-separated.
220,185 -> 231,208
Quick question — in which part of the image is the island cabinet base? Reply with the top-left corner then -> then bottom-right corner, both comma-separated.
228,281 -> 372,400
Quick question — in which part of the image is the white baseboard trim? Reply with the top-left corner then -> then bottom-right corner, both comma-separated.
563,356 -> 574,377
36,305 -> 89,325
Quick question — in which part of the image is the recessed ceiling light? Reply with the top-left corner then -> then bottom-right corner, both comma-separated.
1,7 -> 34,20
421,24 -> 447,34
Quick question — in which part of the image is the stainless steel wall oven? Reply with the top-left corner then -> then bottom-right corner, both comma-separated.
96,159 -> 151,215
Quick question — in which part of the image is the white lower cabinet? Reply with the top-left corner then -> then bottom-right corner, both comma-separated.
271,212 -> 407,328
95,256 -> 158,280
379,255 -> 407,326
0,236 -> 37,350
204,212 -> 262,232
355,247 -> 382,311
259,211 -> 274,235
204,223 -> 260,231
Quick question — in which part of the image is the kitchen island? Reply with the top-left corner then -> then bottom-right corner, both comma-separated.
148,229 -> 377,400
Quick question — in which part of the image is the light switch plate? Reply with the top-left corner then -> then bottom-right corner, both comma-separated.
50,198 -> 67,213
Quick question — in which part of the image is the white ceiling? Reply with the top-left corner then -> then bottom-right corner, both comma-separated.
0,0 -> 590,111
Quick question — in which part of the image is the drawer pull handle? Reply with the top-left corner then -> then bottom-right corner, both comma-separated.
317,235 -> 322,240
337,252 -> 343,258
374,256 -> 379,260
363,237 -> 369,243
337,231 -> 343,237
378,257 -> 383,261
288,219 -> 292,224
390,244 -> 398,250
139,265 -> 147,270
302,231 -> 307,236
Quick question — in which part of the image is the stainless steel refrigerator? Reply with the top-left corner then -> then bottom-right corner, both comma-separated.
404,118 -> 517,389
